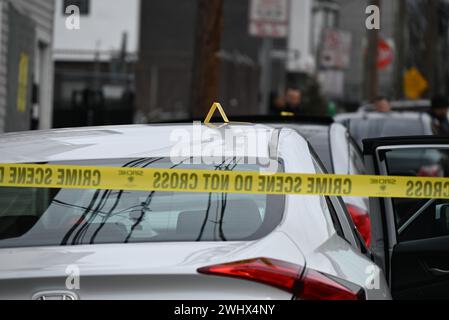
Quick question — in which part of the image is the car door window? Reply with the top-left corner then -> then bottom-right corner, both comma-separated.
383,147 -> 449,242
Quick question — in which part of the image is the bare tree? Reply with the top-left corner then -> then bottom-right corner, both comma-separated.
190,0 -> 224,118
425,0 -> 438,97
394,0 -> 406,99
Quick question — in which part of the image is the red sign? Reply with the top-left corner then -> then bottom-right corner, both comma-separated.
377,38 -> 393,70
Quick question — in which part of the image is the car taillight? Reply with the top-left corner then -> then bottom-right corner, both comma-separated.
197,257 -> 365,300
418,164 -> 443,177
297,268 -> 365,300
346,204 -> 371,248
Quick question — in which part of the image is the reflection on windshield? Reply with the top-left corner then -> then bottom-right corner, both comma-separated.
385,148 -> 449,242
350,118 -> 430,148
0,158 -> 284,248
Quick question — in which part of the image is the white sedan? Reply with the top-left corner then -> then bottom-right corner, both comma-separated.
0,123 -> 390,300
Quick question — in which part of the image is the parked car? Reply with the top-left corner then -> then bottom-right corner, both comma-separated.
211,115 -> 371,247
358,100 -> 431,113
0,123 -> 390,300
283,122 -> 371,247
335,112 -> 433,149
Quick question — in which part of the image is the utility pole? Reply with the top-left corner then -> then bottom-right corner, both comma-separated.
425,0 -> 438,97
443,3 -> 449,96
259,39 -> 273,115
190,0 -> 224,118
394,0 -> 406,99
364,0 -> 380,102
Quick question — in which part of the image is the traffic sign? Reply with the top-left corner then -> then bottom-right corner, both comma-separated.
249,0 -> 289,38
377,38 -> 393,70
320,29 -> 352,69
404,67 -> 428,100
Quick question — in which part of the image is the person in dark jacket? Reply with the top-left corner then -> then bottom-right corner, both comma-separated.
430,96 -> 449,136
283,87 -> 304,115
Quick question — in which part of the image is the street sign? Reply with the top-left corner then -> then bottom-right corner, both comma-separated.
249,0 -> 289,38
404,67 -> 428,99
318,70 -> 344,98
320,29 -> 352,69
377,38 -> 393,70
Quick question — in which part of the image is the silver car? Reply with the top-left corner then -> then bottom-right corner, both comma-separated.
0,123 -> 390,300
217,115 -> 371,249
335,112 -> 433,149
270,121 -> 371,248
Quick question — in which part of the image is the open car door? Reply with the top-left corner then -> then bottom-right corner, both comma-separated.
363,136 -> 449,300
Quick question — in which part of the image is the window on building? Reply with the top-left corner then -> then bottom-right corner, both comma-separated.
63,0 -> 90,15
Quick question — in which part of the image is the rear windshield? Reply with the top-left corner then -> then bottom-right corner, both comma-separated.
349,117 -> 431,148
0,158 -> 284,248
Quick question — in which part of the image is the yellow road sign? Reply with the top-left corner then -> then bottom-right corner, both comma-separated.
404,67 -> 428,100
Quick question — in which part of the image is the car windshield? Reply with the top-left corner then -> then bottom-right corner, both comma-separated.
296,127 -> 333,173
0,158 -> 284,248
268,123 -> 333,173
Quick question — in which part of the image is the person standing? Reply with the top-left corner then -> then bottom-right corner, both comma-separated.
269,92 -> 285,115
430,96 -> 449,135
283,87 -> 304,115
374,96 -> 392,113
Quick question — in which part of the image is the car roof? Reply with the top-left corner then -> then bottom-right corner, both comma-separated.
358,100 -> 431,112
158,115 -> 334,125
287,123 -> 330,133
335,111 -> 431,121
335,112 -> 433,147
0,124 -> 279,163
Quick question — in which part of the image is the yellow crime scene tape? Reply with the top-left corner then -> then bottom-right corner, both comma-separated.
0,163 -> 449,199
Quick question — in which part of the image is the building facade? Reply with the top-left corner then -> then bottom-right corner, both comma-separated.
335,0 -> 396,104
52,0 -> 140,128
136,0 -> 282,122
0,0 -> 55,133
